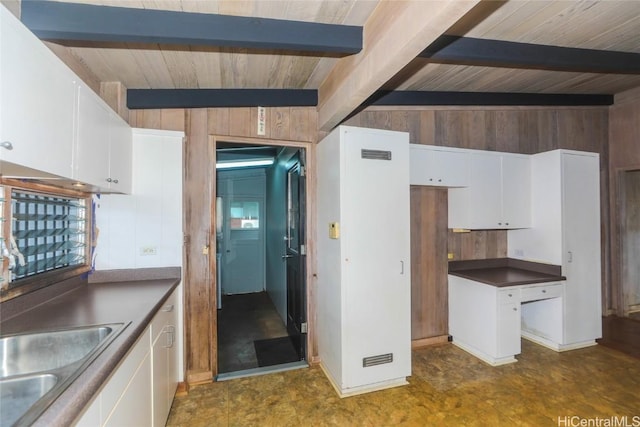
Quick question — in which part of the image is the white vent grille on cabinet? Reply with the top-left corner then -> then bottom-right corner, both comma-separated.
362,353 -> 393,367
361,149 -> 392,160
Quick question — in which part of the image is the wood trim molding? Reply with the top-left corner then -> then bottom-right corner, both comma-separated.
317,0 -> 481,131
186,370 -> 214,386
411,336 -> 450,349
209,134 -> 317,374
613,86 -> 640,106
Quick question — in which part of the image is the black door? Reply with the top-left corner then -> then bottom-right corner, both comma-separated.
285,153 -> 307,360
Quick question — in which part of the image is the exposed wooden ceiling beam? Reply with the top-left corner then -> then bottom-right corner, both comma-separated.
369,91 -> 614,106
316,0 -> 482,132
127,89 -> 318,109
420,35 -> 640,74
127,88 -> 614,109
21,1 -> 362,55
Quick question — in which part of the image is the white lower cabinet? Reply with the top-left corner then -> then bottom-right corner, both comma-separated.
104,353 -> 152,427
151,290 -> 179,427
448,275 -> 565,366
497,303 -> 521,357
74,288 -> 181,427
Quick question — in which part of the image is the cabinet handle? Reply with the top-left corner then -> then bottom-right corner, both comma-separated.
113,179 -> 119,184
437,179 -> 442,182
512,307 -> 518,311
542,289 -> 546,293
568,251 -> 573,263
105,178 -> 112,183
508,293 -> 512,297
0,141 -> 13,150
505,222 -> 509,226
400,260 -> 404,275
498,222 -> 502,226
162,304 -> 174,312
165,325 -> 175,348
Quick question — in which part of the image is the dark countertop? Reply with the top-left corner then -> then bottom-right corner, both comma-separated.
448,258 -> 565,288
0,271 -> 180,427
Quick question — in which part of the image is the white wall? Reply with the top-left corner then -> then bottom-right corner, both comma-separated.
94,129 -> 183,270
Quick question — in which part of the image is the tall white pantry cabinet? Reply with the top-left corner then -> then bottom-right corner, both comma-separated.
508,149 -> 602,348
316,126 -> 411,397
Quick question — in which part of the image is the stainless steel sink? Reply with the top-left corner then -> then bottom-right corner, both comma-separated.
0,325 -> 115,378
0,322 -> 129,426
0,374 -> 58,427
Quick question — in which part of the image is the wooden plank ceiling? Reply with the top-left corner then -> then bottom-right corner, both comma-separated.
14,0 -> 640,129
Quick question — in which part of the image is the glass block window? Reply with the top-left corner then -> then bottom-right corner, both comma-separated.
9,189 -> 87,281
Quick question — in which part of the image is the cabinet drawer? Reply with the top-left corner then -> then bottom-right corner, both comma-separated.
152,291 -> 177,342
498,288 -> 521,304
521,283 -> 563,302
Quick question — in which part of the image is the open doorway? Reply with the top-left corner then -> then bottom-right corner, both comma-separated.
214,141 -> 307,378
620,169 -> 640,319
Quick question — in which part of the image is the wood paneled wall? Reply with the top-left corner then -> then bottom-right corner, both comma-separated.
345,106 -> 610,340
128,104 -> 611,375
609,87 -> 640,315
128,107 -> 317,384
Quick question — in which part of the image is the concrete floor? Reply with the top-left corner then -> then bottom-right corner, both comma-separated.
167,339 -> 640,426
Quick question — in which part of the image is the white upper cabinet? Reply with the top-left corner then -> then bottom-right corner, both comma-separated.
75,86 -> 111,188
448,151 -> 531,229
409,144 -> 469,187
107,112 -> 133,193
0,6 -> 132,192
75,85 -> 132,193
501,154 -> 531,229
0,6 -> 76,179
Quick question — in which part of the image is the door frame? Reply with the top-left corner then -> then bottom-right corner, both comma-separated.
614,167 -> 640,317
208,135 -> 315,377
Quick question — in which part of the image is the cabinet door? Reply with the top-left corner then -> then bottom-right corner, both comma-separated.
152,332 -> 169,427
107,112 -> 133,193
0,7 -> 76,179
341,128 -> 411,388
75,85 -> 111,189
501,155 -> 531,228
104,352 -> 152,427
432,149 -> 469,187
468,152 -> 502,228
562,153 -> 602,343
166,297 -> 179,408
74,396 -> 101,427
497,303 -> 521,357
409,146 -> 468,187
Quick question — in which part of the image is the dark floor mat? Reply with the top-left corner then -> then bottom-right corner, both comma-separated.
254,336 -> 300,367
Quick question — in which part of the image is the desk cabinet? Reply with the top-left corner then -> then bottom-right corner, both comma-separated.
448,275 -> 564,366
508,150 -> 601,348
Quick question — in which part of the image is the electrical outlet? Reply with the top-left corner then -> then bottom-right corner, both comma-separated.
140,246 -> 157,256
447,253 -> 454,260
